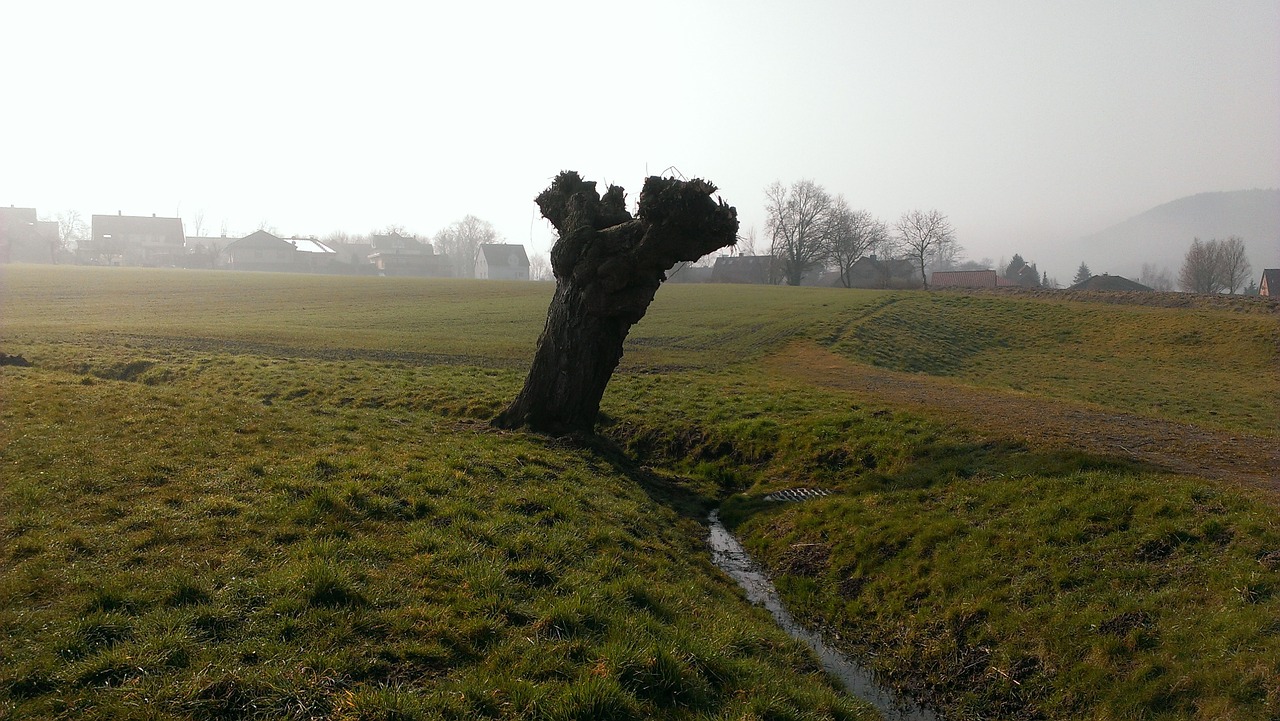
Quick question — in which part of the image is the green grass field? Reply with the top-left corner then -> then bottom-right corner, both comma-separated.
2,265 -> 1278,720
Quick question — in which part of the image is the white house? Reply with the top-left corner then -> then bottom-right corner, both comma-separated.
476,243 -> 530,281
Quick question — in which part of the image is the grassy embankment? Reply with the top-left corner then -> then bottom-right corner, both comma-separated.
3,265 -> 1279,720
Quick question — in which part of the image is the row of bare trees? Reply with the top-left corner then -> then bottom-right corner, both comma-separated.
762,180 -> 958,288
1178,236 -> 1252,294
430,215 -> 502,278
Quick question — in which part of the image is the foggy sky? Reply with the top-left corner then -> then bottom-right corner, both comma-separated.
4,1 -> 1278,279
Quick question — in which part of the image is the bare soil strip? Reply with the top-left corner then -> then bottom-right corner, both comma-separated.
766,342 -> 1280,494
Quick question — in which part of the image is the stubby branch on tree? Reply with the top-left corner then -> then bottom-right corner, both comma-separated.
494,171 -> 738,434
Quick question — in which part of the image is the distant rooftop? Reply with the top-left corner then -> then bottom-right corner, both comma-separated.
288,238 -> 337,254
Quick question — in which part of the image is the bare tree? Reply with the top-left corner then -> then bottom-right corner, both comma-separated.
1177,237 -> 1251,294
433,215 -> 501,279
735,225 -> 759,256
494,171 -> 737,434
955,257 -> 994,272
1218,236 -> 1251,294
894,209 -> 956,289
765,180 -> 833,286
191,209 -> 206,238
825,198 -> 886,288
1139,262 -> 1174,291
55,210 -> 87,254
931,234 -> 964,273
527,252 -> 552,281
867,231 -> 903,288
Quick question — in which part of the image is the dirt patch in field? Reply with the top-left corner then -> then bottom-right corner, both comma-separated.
767,342 -> 1280,495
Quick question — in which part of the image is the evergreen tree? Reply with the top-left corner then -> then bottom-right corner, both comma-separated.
1073,262 -> 1091,285
1004,254 -> 1026,280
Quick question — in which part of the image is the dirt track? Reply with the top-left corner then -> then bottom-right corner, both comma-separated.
766,342 -> 1280,494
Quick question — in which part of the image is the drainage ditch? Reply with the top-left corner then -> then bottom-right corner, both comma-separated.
708,509 -> 940,721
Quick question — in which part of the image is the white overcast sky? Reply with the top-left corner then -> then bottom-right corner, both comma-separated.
4,0 -> 1277,277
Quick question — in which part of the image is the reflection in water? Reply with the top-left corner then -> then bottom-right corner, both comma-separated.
708,510 -> 940,721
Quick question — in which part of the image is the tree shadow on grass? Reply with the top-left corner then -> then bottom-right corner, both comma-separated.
496,412 -> 1167,533
502,424 -> 722,523
719,439 -> 1163,531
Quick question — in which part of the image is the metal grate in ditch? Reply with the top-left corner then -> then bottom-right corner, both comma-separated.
763,488 -> 832,503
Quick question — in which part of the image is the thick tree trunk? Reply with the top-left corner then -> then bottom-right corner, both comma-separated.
494,171 -> 738,434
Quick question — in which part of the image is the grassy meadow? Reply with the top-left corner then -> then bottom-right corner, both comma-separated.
2,264 -> 1279,720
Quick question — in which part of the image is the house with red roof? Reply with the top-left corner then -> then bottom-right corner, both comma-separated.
930,269 -> 1019,289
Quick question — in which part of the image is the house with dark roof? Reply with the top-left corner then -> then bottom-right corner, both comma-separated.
711,255 -> 780,284
89,213 -> 185,266
842,256 -> 921,289
222,231 -> 297,272
221,231 -> 337,273
1067,274 -> 1152,292
476,244 -> 530,281
1260,269 -> 1280,297
368,232 -> 451,277
665,261 -> 715,284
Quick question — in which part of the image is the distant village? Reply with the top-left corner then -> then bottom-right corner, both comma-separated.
2,205 -> 1276,297
0,207 -> 533,281
0,205 -> 922,288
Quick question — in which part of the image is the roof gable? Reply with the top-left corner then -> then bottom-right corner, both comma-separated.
1067,274 -> 1153,292
225,230 -> 295,251
480,243 -> 529,267
370,232 -> 428,252
1261,269 -> 1280,294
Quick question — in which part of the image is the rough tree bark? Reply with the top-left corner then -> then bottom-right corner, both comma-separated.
494,171 -> 738,434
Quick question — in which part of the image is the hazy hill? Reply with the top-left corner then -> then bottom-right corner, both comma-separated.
1074,189 -> 1280,284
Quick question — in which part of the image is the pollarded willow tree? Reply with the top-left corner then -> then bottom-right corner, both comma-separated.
494,171 -> 738,434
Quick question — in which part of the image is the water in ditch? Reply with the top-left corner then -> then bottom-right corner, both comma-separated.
708,510 -> 941,721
